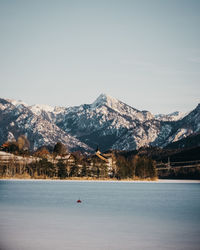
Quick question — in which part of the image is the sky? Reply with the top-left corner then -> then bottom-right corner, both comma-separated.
0,0 -> 200,114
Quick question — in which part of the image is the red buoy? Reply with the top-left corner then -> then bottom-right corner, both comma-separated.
77,199 -> 82,203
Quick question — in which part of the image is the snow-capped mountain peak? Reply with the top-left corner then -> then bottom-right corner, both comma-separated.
30,104 -> 55,115
6,99 -> 27,107
91,93 -> 119,109
90,93 -> 148,119
155,111 -> 186,121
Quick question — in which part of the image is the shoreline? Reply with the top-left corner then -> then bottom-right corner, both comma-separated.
0,178 -> 200,183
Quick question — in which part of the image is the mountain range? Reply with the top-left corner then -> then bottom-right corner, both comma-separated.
0,94 -> 199,152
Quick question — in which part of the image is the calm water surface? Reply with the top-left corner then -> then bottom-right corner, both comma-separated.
0,180 -> 200,250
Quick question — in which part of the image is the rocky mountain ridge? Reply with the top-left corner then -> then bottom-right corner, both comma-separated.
0,98 -> 90,152
0,94 -> 199,152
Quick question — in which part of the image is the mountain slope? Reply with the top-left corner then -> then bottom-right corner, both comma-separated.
0,95 -> 199,152
54,95 -> 200,151
165,133 -> 200,149
54,94 -> 160,151
155,111 -> 186,121
157,103 -> 200,147
0,98 -> 90,152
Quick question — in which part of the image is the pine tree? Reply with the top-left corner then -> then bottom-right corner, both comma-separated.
57,160 -> 67,179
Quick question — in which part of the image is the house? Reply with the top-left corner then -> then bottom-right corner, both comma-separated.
95,148 -> 117,177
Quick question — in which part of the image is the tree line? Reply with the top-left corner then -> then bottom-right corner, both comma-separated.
0,151 -> 157,180
0,137 -> 157,180
115,153 -> 157,180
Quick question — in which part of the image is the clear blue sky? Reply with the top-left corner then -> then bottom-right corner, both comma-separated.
0,0 -> 199,114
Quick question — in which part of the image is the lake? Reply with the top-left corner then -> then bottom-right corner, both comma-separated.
0,180 -> 200,250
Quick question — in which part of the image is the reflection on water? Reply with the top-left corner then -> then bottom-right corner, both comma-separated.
0,180 -> 200,250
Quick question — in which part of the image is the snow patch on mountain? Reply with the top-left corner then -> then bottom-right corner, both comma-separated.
30,104 -> 55,115
155,111 -> 186,121
167,128 -> 191,145
151,124 -> 172,147
6,99 -> 28,107
91,94 -> 154,122
91,93 -> 119,110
